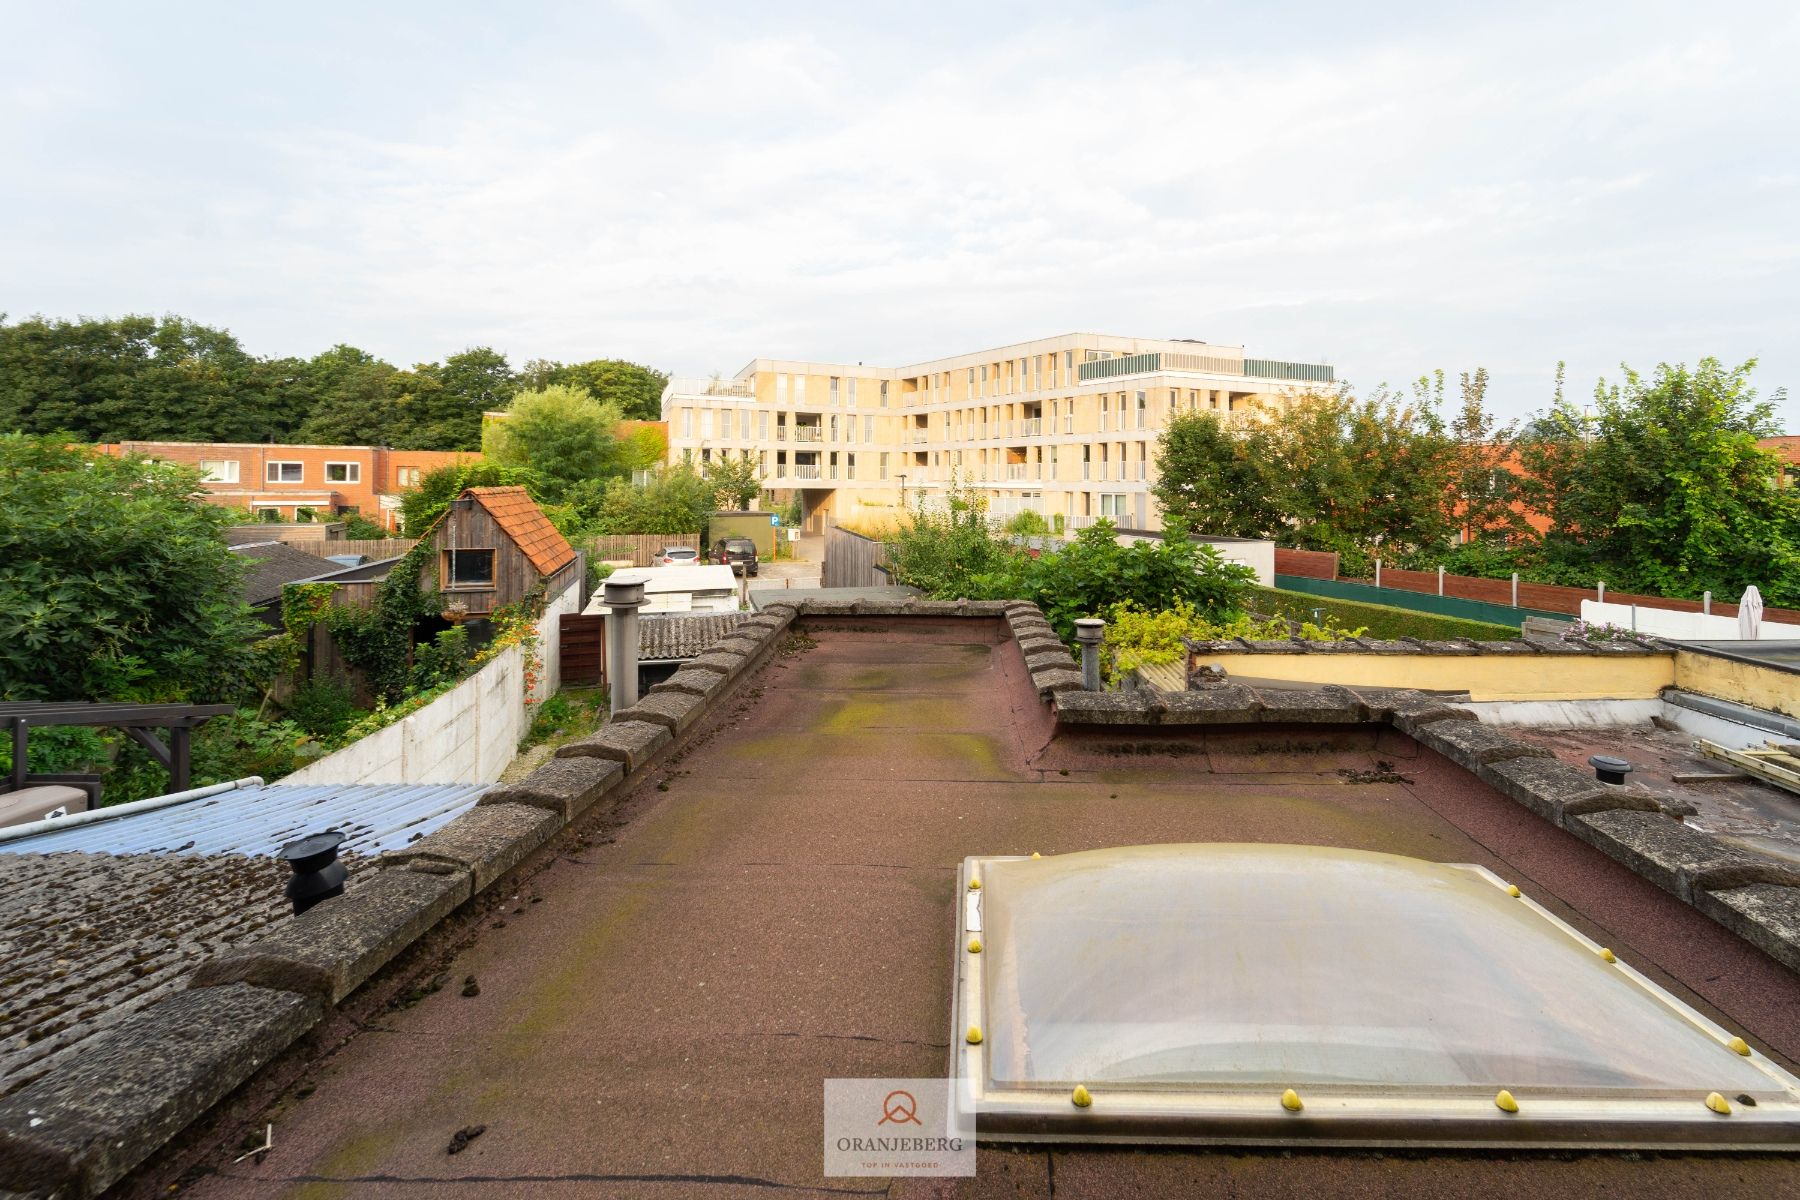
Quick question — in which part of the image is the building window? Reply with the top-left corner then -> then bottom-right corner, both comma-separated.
777,374 -> 788,403
758,410 -> 769,439
265,461 -> 303,483
880,380 -> 889,407
701,409 -> 714,438
198,459 -> 239,484
256,506 -> 281,520
1100,493 -> 1127,519
863,415 -> 873,442
397,466 -> 423,488
1136,391 -> 1147,429
880,452 -> 889,480
682,409 -> 694,438
848,378 -> 858,405
325,461 -> 361,484
795,375 -> 806,403
444,548 -> 496,588
830,376 -> 840,405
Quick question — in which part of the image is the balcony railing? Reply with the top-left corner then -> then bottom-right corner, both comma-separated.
911,432 -> 929,444
792,427 -> 823,443
667,376 -> 756,398
792,465 -> 821,480
1005,464 -> 1028,480
1074,350 -> 1330,384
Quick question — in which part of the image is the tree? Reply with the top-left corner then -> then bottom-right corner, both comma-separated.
0,436 -> 261,702
618,421 -> 669,472
1447,367 -> 1529,545
522,358 -> 668,421
0,314 -> 292,444
704,453 -> 761,510
1518,358 -> 1799,603
293,345 -> 406,446
482,385 -> 622,504
408,347 -> 517,450
585,463 -> 713,534
400,462 -> 543,537
1151,411 -> 1283,537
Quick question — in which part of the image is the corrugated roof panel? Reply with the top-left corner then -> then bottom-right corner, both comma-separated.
0,782 -> 491,859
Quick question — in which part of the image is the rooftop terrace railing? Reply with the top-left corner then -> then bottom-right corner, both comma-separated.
666,377 -> 756,399
1076,352 -> 1333,386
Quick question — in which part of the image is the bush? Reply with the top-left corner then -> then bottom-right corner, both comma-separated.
1251,588 -> 1519,641
283,677 -> 363,740
408,625 -> 473,693
980,521 -> 1257,641
341,513 -> 389,540
1102,600 -> 1363,685
105,711 -> 311,803
1003,510 -> 1051,537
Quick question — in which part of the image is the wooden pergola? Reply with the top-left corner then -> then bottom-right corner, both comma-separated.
1,702 -> 237,805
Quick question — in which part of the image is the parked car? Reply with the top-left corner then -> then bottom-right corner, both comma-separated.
713,536 -> 759,577
656,546 -> 700,566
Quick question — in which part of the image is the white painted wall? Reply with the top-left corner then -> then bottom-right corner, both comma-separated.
1581,600 -> 1800,641
1114,533 -> 1276,586
286,579 -> 578,786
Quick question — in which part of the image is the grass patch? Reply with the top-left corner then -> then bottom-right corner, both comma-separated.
518,687 -> 606,752
1252,587 -> 1520,641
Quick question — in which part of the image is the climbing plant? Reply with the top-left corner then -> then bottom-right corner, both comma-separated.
318,539 -> 443,702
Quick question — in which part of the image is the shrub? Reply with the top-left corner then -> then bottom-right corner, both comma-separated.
283,677 -> 363,740
1003,510 -> 1051,537
1101,600 -> 1364,685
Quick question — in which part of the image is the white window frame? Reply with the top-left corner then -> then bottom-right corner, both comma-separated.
324,461 -> 361,484
198,459 -> 239,484
265,460 -> 303,484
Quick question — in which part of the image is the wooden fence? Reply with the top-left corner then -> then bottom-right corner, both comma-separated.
1273,548 -> 1339,580
823,527 -> 891,588
583,534 -> 699,567
560,613 -> 605,686
328,539 -> 416,562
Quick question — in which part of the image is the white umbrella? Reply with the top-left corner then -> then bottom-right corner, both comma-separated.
1737,585 -> 1764,640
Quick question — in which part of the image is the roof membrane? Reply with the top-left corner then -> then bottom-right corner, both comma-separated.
953,844 -> 1800,1148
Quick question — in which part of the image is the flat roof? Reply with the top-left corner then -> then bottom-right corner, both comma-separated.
185,622 -> 1800,1194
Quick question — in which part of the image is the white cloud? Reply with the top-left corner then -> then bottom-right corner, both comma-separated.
1,2 -> 1796,425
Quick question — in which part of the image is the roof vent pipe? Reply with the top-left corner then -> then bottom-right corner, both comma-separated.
1589,755 -> 1633,786
279,830 -> 347,915
1074,619 -> 1105,691
605,579 -> 648,710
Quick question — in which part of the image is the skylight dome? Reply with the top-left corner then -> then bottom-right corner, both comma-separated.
952,844 -> 1800,1149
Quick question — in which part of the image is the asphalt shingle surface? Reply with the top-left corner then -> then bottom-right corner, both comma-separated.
179,626 -> 1800,1198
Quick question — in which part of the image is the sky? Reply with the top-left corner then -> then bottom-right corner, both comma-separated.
3,0 -> 1797,426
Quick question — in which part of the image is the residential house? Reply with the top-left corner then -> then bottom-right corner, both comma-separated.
412,486 -> 579,618
91,441 -> 479,530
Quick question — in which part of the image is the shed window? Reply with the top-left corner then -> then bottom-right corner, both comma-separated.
445,549 -> 496,587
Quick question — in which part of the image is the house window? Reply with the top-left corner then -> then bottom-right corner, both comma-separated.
776,374 -> 788,403
198,459 -> 239,484
444,548 -> 496,588
1136,391 -> 1147,429
863,415 -> 873,442
682,409 -> 694,438
795,374 -> 806,403
701,409 -> 714,438
830,377 -> 840,405
880,380 -> 889,407
256,507 -> 281,520
848,378 -> 858,405
266,461 -> 303,483
397,466 -> 423,488
325,461 -> 361,484
1100,493 -> 1127,519
880,452 -> 889,480
758,410 -> 769,439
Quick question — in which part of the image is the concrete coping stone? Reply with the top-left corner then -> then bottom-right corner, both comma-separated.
1031,667 -> 1085,698
610,690 -> 708,736
1693,885 -> 1800,976
1411,718 -> 1553,768
0,983 -> 322,1200
1023,648 -> 1077,672
1159,685 -> 1267,725
555,720 -> 672,773
189,869 -> 469,1005
1569,809 -> 1800,902
649,667 -> 731,701
685,651 -> 746,677
795,598 -> 860,615
382,801 -> 565,893
1052,690 -> 1160,724
1015,633 -> 1068,656
478,756 -> 624,823
1475,756 -> 1659,827
1249,686 -> 1366,724
711,632 -> 768,657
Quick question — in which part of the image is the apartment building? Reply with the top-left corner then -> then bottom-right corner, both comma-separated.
93,441 -> 478,530
661,333 -> 1332,532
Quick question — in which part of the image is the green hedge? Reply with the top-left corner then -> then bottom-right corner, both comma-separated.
1252,587 -> 1520,642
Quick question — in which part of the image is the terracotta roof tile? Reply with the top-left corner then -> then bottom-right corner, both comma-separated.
464,486 -> 576,576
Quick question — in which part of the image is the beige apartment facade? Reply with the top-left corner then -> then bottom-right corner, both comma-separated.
661,333 -> 1333,532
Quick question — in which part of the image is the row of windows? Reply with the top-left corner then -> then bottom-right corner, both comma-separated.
200,459 -> 368,486
771,374 -> 894,407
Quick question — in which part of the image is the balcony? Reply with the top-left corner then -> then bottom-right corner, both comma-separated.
793,427 -> 823,443
667,376 -> 756,399
1074,351 -> 1334,385
792,465 -> 821,480
1005,464 -> 1028,481
911,432 -> 929,444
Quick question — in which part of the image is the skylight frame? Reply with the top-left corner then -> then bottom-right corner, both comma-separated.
950,847 -> 1800,1150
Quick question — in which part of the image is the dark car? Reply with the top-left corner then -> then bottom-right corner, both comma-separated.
713,536 -> 759,577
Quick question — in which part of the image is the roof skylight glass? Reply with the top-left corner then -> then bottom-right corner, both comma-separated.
952,845 -> 1800,1148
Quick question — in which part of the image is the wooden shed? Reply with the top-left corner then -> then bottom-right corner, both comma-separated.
419,486 -> 580,616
